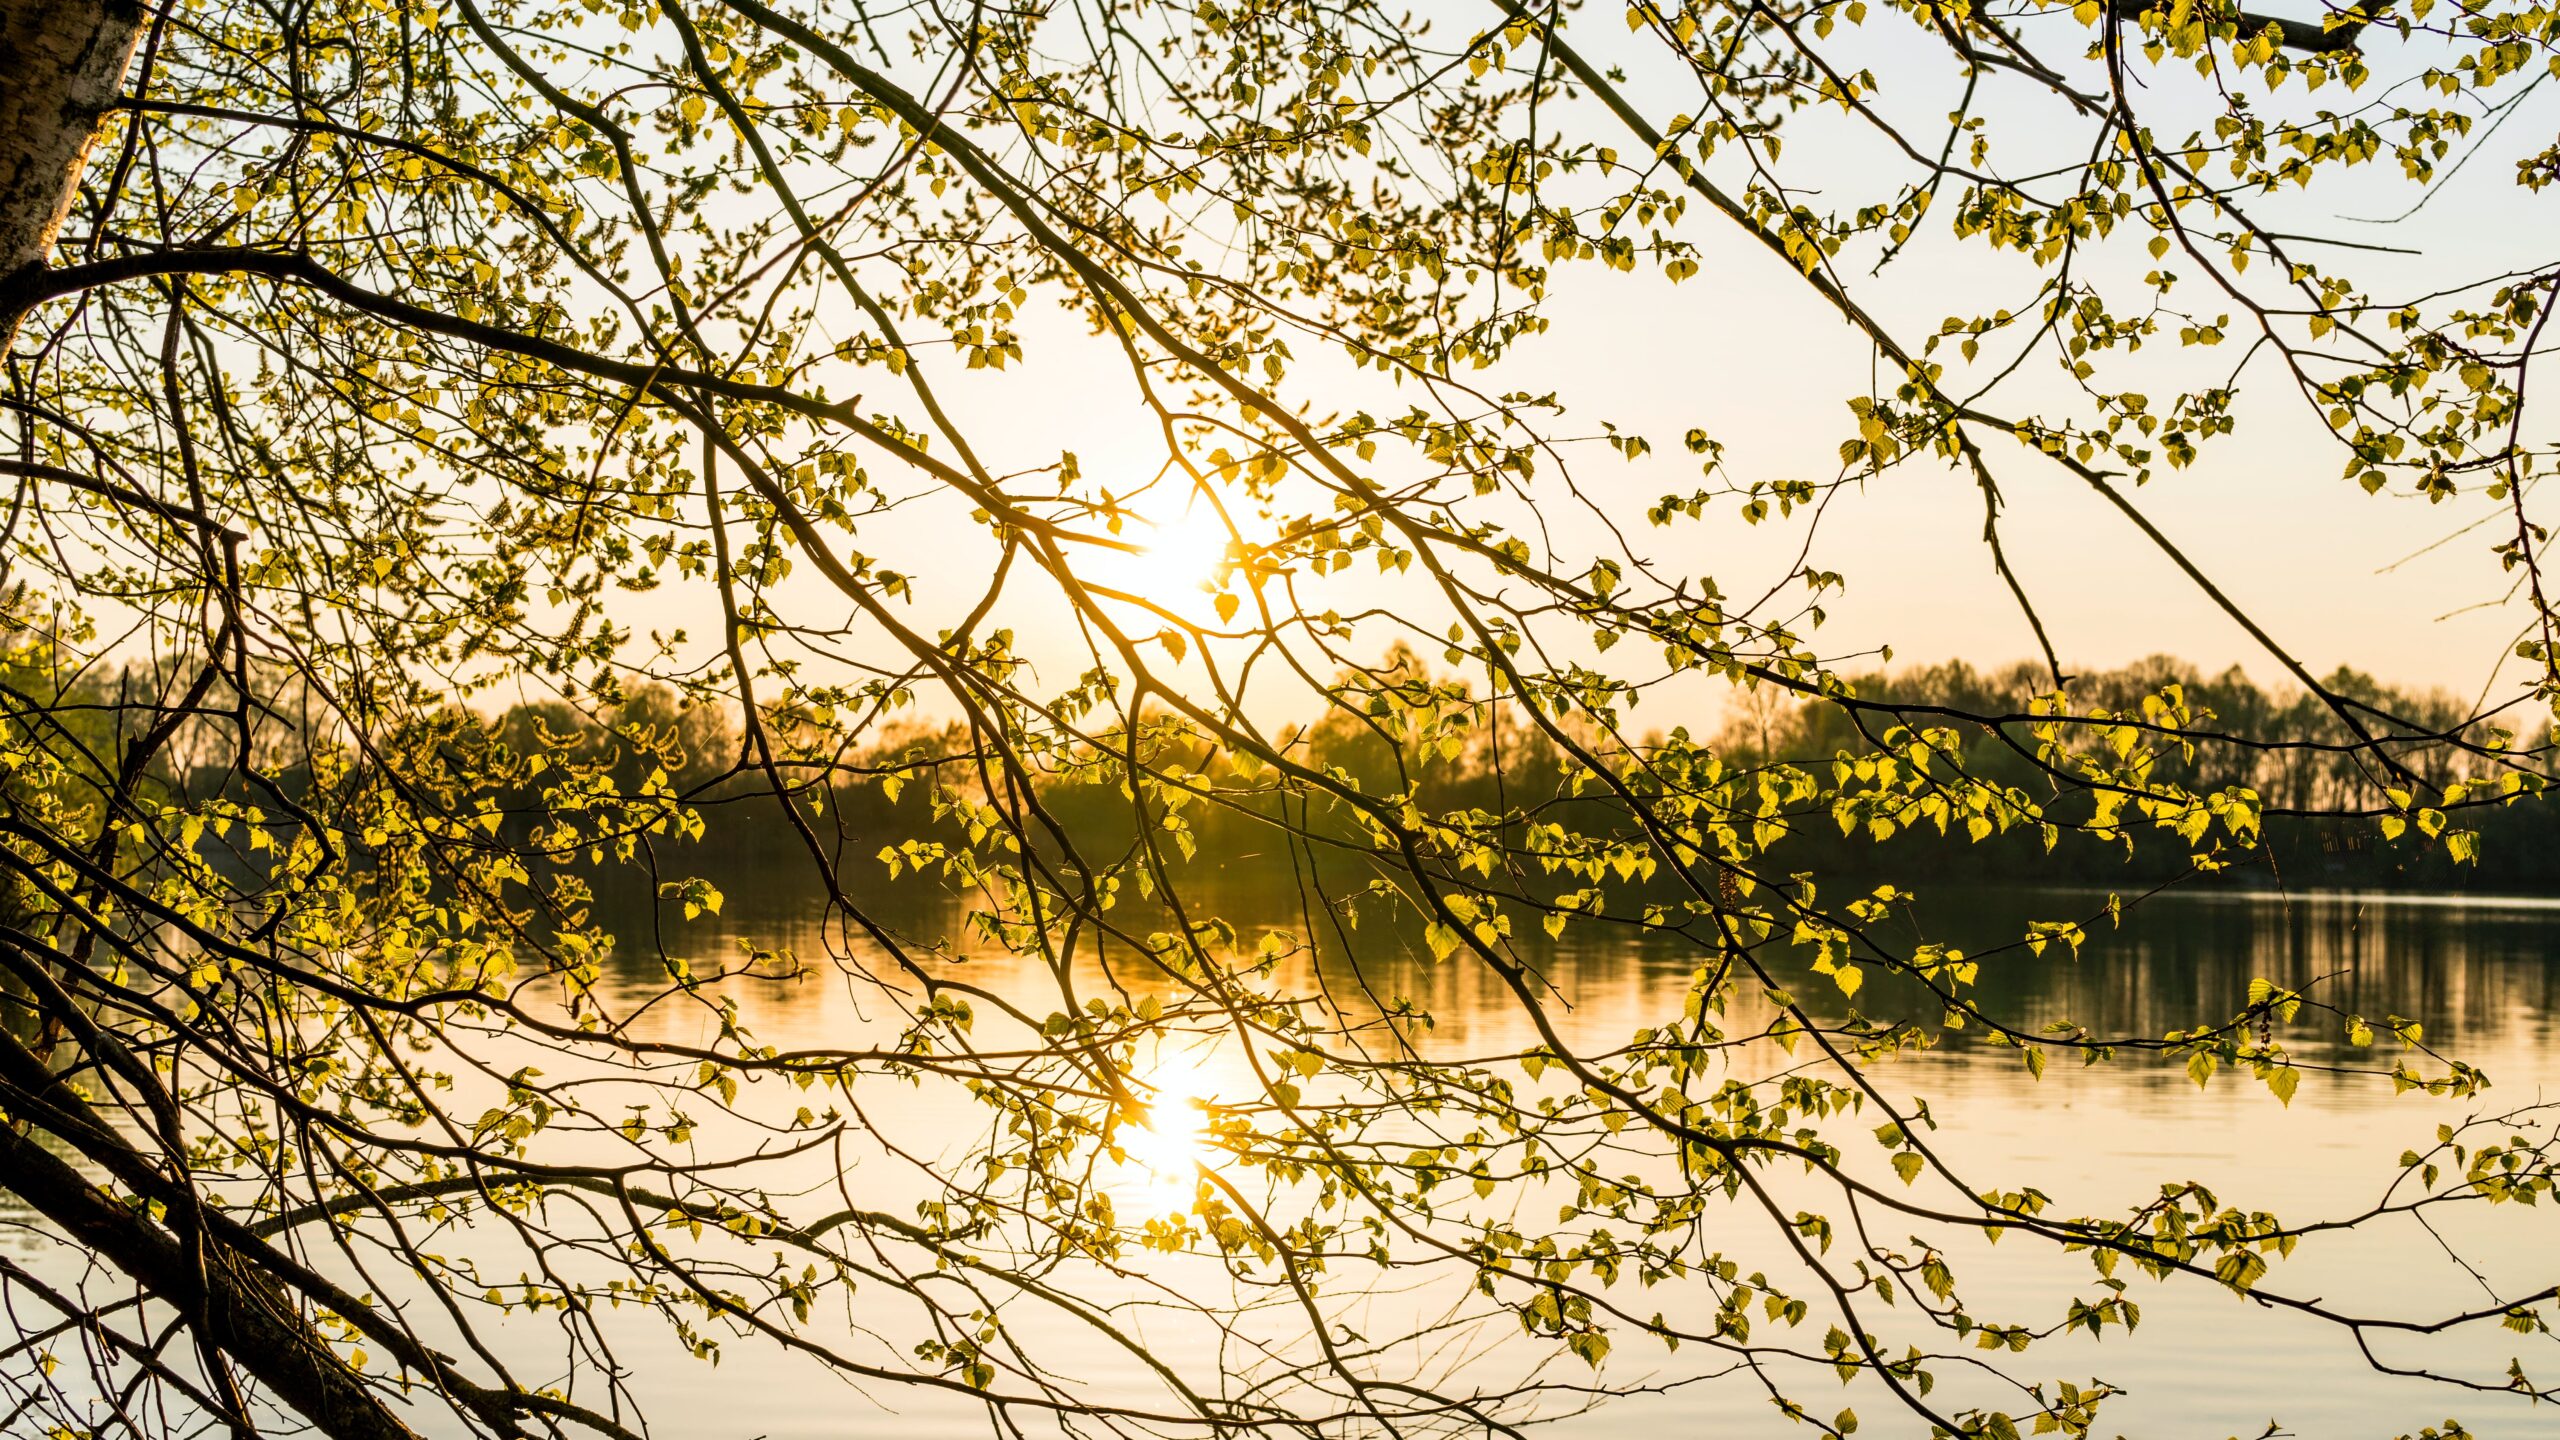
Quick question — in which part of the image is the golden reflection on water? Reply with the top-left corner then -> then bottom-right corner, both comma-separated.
411,886 -> 2560,1439
1111,1061 -> 1216,1219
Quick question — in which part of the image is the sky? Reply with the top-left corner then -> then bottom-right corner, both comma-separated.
887,14 -> 2545,715
517,4 -> 2560,739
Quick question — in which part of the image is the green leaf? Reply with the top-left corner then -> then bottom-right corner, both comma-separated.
1423,922 -> 1461,961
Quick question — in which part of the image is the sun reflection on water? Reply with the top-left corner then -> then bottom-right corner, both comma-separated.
1113,1068 -> 1212,1218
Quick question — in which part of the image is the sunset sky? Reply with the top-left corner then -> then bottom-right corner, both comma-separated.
469,11 -> 2560,744
794,16 -> 2560,724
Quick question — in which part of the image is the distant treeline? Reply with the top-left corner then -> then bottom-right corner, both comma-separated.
1184,653 -> 2560,895
1709,657 -> 2557,893
140,654 -> 2559,900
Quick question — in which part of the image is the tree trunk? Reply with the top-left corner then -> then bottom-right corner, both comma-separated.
0,1010 -> 429,1440
0,1123 -> 427,1440
0,9 -> 458,1391
0,0 -> 143,346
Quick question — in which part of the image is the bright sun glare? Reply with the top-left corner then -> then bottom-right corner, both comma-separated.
1105,504 -> 1232,604
1115,1070 -> 1211,1217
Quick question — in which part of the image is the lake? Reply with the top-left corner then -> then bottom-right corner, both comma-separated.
4,883 -> 2555,1438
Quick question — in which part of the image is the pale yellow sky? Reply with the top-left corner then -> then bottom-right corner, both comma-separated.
781,265 -> 2546,731
561,10 -> 2559,736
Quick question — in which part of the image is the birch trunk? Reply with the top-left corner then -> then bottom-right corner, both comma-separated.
0,0 -> 143,344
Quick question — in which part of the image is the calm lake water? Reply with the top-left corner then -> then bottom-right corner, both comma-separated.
7,884 -> 2557,1438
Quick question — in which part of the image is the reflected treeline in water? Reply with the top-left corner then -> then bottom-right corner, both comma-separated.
1979,891 -> 2560,1063
607,868 -> 2560,1074
1798,887 -> 2560,1068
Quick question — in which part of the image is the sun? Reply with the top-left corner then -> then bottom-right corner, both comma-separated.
1101,503 -> 1233,605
